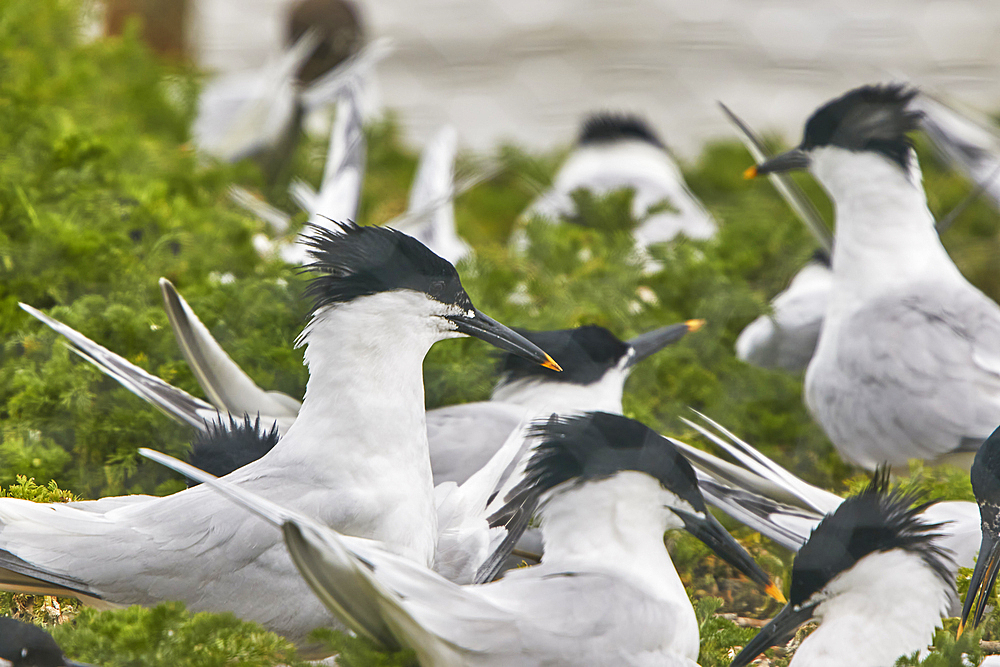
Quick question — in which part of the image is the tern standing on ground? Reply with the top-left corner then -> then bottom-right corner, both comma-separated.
0,223 -> 555,646
747,84 -> 1000,470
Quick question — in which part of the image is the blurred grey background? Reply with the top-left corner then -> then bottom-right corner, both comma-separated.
110,0 -> 1000,157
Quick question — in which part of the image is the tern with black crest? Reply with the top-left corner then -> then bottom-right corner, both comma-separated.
746,84 -> 1000,469
4,223 -> 555,646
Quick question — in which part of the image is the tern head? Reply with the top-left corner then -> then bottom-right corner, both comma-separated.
731,469 -> 953,667
494,321 -> 701,391
0,617 -> 94,667
746,84 -> 922,182
959,424 -> 1000,634
300,223 -> 559,369
514,411 -> 783,601
187,415 -> 280,484
578,113 -> 666,150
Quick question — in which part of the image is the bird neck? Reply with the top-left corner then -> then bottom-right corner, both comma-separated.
538,473 -> 685,593
792,550 -> 952,667
811,148 -> 963,304
266,299 -> 442,565
490,369 -> 626,413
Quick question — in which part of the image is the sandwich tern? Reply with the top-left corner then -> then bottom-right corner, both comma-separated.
143,411 -> 783,667
730,471 -> 955,667
0,618 -> 94,667
3,223 -> 555,645
746,84 -> 1000,469
958,424 -> 1000,634
524,113 -> 716,246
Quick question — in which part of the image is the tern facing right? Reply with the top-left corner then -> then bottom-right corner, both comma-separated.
146,411 -> 782,667
731,471 -> 955,667
2,223 -> 555,646
748,84 -> 1000,469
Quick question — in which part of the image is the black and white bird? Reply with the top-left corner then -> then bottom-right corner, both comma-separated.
730,471 -> 955,667
959,424 -> 1000,635
524,113 -> 716,246
143,411 -> 783,667
746,84 -> 1000,470
0,618 -> 94,667
4,223 -> 555,646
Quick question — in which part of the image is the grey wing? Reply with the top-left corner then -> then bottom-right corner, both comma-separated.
160,279 -> 301,429
427,402 -> 527,486
456,570 -> 697,666
19,303 -> 219,431
808,281 -> 1000,466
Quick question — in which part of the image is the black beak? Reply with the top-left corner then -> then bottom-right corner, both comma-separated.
959,528 -> 1000,635
675,509 -> 786,603
626,320 -> 704,367
744,148 -> 811,178
447,308 -> 562,371
730,601 -> 816,667
64,661 -> 99,667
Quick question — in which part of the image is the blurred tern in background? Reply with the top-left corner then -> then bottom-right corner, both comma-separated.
143,411 -> 782,667
746,84 -> 1000,470
3,224 -> 555,645
729,471 -> 955,667
524,113 -> 716,247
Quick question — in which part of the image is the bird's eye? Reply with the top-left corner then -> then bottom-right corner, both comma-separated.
430,280 -> 446,295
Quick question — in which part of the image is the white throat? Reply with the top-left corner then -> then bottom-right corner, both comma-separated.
491,364 -> 628,414
809,147 -> 963,309
536,472 -> 699,659
258,291 -> 458,565
792,549 -> 952,667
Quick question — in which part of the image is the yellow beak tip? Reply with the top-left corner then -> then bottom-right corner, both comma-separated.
765,582 -> 786,604
743,165 -> 758,180
685,319 -> 706,333
956,621 -> 965,638
542,355 -> 563,372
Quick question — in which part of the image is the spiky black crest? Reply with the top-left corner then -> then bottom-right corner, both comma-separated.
301,222 -> 473,315
790,467 -> 951,607
801,84 -> 922,171
971,425 -> 1000,535
579,113 -> 665,149
0,617 -> 67,666
188,415 -> 280,483
495,326 -> 630,387
512,411 -> 705,510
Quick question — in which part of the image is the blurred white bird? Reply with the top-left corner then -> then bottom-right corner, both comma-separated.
143,411 -> 783,667
747,84 -> 1000,469
389,125 -> 471,264
729,471 -> 955,667
3,224 -> 554,645
524,113 -> 716,246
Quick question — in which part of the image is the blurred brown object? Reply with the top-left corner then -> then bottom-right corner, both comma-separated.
287,0 -> 365,84
105,0 -> 189,59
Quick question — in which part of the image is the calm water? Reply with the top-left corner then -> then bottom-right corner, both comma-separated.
193,0 -> 1000,157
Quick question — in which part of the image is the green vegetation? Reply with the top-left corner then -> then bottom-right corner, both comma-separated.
2,0 -> 1000,664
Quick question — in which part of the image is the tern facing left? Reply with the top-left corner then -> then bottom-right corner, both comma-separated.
145,411 -> 782,667
748,84 -> 1000,469
731,471 -> 955,667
